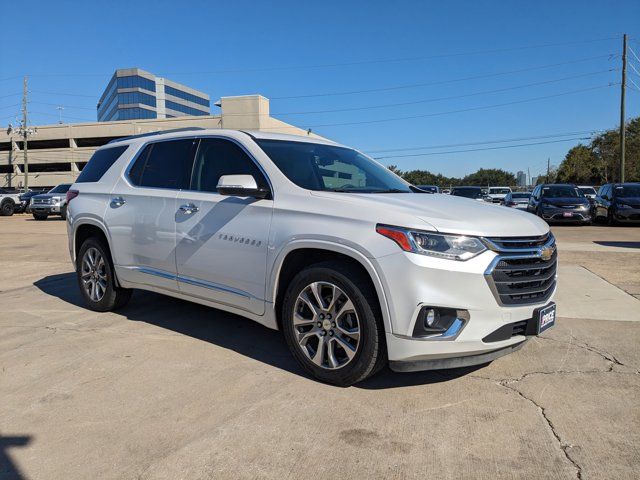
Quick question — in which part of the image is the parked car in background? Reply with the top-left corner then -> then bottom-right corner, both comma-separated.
416,185 -> 439,193
528,184 -> 591,224
30,184 -> 72,220
578,185 -> 597,201
0,188 -> 22,216
16,189 -> 48,213
593,183 -> 640,225
66,129 -> 556,386
487,186 -> 512,203
502,192 -> 531,210
441,188 -> 451,194
450,186 -> 491,201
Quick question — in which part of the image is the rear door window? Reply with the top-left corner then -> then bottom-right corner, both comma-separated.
128,139 -> 197,189
76,145 -> 128,182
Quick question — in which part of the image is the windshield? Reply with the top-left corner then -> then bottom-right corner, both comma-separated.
452,187 -> 483,199
579,187 -> 597,195
614,185 -> 640,198
489,188 -> 511,194
48,184 -> 71,194
255,139 -> 412,193
511,193 -> 531,199
542,186 -> 583,198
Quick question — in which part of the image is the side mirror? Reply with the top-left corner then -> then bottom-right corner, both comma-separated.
217,175 -> 270,199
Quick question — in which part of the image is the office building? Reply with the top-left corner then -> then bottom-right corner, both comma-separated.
97,68 -> 210,122
516,171 -> 527,187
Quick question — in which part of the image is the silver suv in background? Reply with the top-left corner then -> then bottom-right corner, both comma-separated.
66,128 -> 556,386
31,184 -> 72,220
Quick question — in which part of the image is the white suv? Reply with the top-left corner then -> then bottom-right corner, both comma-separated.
66,128 -> 557,386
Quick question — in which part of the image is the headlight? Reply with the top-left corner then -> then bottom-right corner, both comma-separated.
51,196 -> 61,203
376,225 -> 487,261
578,204 -> 590,210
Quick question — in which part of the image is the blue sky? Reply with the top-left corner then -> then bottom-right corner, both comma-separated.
1,0 -> 639,178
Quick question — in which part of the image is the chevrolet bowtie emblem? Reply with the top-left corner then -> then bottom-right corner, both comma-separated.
540,245 -> 555,261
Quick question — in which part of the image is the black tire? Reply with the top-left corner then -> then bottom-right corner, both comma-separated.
281,261 -> 386,387
33,213 -> 48,220
0,200 -> 15,216
76,237 -> 132,312
60,205 -> 67,220
607,208 -> 617,226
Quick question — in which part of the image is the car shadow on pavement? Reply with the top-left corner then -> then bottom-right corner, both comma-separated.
0,433 -> 32,479
593,241 -> 640,249
34,273 -> 478,389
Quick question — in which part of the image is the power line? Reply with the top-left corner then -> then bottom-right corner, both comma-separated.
373,137 -> 591,160
30,101 -> 96,111
0,35 -> 621,82
628,46 -> 640,64
272,54 -> 616,99
266,69 -> 617,116
298,83 -> 617,129
30,90 -> 97,98
364,130 -> 604,153
0,103 -> 21,111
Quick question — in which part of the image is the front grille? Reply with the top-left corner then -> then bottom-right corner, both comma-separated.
32,198 -> 51,205
485,234 -> 557,306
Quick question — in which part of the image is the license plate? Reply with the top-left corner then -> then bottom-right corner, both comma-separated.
536,303 -> 556,334
562,212 -> 572,218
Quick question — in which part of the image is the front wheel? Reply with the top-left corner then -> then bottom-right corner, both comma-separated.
0,200 -> 14,216
33,213 -> 48,220
77,237 -> 132,312
60,205 -> 67,220
281,261 -> 386,386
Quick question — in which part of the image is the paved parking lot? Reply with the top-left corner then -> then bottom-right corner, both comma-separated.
1,215 -> 639,479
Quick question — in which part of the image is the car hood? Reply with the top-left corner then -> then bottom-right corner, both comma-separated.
32,193 -> 61,200
542,197 -> 589,207
311,192 -> 549,237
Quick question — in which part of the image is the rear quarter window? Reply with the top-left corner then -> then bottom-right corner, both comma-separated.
75,145 -> 129,183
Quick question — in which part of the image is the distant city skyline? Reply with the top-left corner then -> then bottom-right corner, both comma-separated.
1,1 -> 638,179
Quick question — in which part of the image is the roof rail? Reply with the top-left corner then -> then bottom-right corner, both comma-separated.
107,127 -> 206,144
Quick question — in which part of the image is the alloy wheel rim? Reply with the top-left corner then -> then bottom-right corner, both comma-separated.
293,281 -> 360,370
81,247 -> 107,302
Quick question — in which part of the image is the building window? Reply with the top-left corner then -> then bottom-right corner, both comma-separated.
165,100 -> 208,116
117,75 -> 156,92
164,85 -> 210,108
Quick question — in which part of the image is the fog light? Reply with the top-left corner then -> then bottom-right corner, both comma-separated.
413,306 -> 469,338
425,308 -> 437,327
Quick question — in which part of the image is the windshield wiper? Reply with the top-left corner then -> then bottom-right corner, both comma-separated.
369,189 -> 411,193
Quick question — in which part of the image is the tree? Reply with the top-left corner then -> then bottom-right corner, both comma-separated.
555,145 -> 602,184
461,168 -> 516,186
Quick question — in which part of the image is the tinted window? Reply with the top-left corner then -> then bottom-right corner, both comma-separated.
256,139 -> 411,193
614,184 -> 640,198
578,187 -> 597,196
511,193 -> 531,199
489,188 -> 511,194
76,146 -> 128,183
541,186 -> 583,198
49,184 -> 71,194
452,187 -> 483,199
191,138 -> 268,192
128,139 -> 197,189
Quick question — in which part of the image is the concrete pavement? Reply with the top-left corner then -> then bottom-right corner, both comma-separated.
1,216 -> 639,479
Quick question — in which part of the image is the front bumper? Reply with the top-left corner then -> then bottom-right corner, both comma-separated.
541,207 -> 591,222
31,204 -> 62,214
375,245 -> 556,369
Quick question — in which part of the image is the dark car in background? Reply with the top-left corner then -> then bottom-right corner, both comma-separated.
528,184 -> 591,225
593,183 -> 640,225
450,186 -> 490,201
17,189 -> 48,213
502,192 -> 531,210
416,185 -> 439,193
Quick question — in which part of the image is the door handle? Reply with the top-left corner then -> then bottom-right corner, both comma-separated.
110,197 -> 126,208
179,203 -> 199,215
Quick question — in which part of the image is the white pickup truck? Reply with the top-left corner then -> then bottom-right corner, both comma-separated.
0,189 -> 23,216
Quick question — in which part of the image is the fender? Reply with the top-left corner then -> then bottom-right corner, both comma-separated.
70,215 -> 114,264
267,237 -> 394,334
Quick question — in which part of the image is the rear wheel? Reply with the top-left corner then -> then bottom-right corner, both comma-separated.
0,200 -> 15,216
607,208 -> 617,226
77,237 -> 132,312
281,261 -> 386,386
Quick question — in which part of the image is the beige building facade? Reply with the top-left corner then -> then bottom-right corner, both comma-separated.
1,95 -> 320,189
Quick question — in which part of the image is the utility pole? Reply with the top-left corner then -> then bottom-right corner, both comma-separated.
22,77 -> 29,191
620,33 -> 627,183
546,158 -> 550,183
